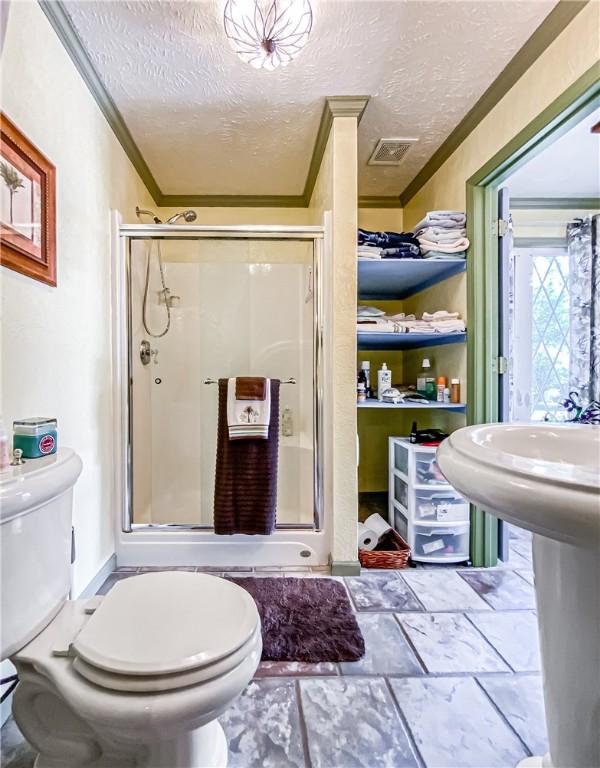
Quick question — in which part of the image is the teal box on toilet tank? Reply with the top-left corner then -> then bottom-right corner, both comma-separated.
13,418 -> 58,458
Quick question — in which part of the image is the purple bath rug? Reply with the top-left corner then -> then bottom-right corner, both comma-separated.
228,577 -> 365,662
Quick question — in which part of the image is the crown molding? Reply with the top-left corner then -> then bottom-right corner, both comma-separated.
39,0 -> 162,204
358,195 -> 402,209
399,0 -> 589,207
38,0 -> 371,209
302,96 -> 370,206
510,196 -> 600,210
157,193 -> 307,208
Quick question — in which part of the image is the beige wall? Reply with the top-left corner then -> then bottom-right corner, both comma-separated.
1,1 -> 154,595
309,118 -> 359,564
154,206 -> 312,226
398,1 -> 599,457
403,1 -> 600,229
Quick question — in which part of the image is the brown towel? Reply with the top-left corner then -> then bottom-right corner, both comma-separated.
214,378 -> 280,535
235,376 -> 267,401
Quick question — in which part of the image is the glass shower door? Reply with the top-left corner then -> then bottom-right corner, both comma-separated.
128,236 -> 316,529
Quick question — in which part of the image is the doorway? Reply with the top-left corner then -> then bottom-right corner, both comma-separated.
466,66 -> 600,567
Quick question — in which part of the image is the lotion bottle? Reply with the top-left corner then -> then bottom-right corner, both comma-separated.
377,363 -> 392,401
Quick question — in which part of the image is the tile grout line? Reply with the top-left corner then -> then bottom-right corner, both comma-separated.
463,613 -> 519,674
294,679 -> 314,768
473,676 -> 534,758
383,676 -> 427,768
391,614 -> 429,675
396,572 -> 429,613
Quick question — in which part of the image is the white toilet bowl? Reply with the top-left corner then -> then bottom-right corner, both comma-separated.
1,449 -> 262,768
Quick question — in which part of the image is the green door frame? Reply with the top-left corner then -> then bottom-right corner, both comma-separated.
466,63 -> 600,567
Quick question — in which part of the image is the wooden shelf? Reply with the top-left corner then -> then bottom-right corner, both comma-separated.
358,258 -> 466,300
357,331 -> 466,350
358,400 -> 466,412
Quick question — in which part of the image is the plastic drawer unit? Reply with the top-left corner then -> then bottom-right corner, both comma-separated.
389,437 -> 470,564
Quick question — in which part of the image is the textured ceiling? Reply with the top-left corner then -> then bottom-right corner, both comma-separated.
508,107 -> 600,198
63,0 -> 557,197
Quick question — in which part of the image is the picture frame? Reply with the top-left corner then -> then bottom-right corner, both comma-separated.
0,113 -> 56,286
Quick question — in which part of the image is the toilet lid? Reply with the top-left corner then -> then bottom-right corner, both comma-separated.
72,572 -> 259,677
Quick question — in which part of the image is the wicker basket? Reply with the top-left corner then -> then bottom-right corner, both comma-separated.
358,528 -> 411,569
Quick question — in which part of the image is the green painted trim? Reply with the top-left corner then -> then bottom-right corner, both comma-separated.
514,237 -> 566,248
511,197 -> 600,209
38,0 -> 162,204
330,560 -> 361,576
302,96 -> 369,206
400,0 -> 590,206
468,63 -> 600,187
466,62 -> 600,568
158,194 -> 306,208
358,196 -> 402,209
35,6 -> 371,210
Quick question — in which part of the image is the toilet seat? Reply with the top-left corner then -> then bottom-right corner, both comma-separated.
70,572 -> 260,693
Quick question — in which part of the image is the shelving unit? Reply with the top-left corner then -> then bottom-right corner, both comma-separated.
358,258 -> 466,300
357,400 -> 466,412
357,331 -> 466,350
389,438 -> 470,564
357,253 -> 469,559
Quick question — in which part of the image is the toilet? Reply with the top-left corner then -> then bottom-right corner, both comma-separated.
0,448 -> 262,768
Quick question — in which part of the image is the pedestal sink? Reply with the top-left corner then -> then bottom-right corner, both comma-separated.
437,423 -> 600,768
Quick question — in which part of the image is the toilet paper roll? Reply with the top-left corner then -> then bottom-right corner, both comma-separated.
357,522 -> 378,551
363,513 -> 392,542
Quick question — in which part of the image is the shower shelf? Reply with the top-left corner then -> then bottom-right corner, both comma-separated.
357,258 -> 466,300
357,331 -> 466,350
357,401 -> 466,412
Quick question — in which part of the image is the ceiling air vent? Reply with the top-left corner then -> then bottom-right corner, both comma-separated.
368,138 -> 417,166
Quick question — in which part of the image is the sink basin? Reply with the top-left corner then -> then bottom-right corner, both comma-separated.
438,423 -> 600,547
438,423 -> 600,768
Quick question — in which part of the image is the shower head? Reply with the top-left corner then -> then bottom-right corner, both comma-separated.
166,210 -> 197,224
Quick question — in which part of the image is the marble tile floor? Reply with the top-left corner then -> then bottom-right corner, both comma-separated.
1,563 -> 548,768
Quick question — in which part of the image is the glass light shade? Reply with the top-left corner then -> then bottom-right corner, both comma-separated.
223,0 -> 313,71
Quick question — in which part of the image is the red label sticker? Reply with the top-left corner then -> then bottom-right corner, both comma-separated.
39,434 -> 56,454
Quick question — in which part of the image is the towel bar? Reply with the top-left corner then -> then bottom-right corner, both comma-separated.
204,377 -> 296,385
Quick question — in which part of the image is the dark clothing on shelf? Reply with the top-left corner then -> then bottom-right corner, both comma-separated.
358,229 -> 420,249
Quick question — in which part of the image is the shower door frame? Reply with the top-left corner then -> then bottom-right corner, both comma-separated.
114,222 -> 329,566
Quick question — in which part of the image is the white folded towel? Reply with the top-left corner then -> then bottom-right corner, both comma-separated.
422,311 -> 460,321
416,227 -> 467,243
419,238 -> 470,254
227,378 -> 271,440
412,211 -> 466,233
357,305 -> 386,318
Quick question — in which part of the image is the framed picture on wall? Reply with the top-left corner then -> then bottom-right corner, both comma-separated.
0,113 -> 56,286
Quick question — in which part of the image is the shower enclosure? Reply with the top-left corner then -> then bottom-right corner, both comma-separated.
114,222 -> 328,566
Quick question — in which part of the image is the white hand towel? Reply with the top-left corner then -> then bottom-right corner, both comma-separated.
227,378 -> 271,440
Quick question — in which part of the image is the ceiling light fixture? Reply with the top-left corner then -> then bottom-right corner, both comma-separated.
223,0 -> 313,71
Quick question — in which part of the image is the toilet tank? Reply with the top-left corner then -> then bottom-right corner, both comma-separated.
0,448 -> 83,659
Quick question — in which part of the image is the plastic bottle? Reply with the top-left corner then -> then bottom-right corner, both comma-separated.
451,378 -> 461,404
377,363 -> 392,401
0,418 -> 10,471
436,376 -> 447,402
443,387 -> 451,404
360,361 -> 371,397
416,358 -> 431,396
425,376 -> 436,401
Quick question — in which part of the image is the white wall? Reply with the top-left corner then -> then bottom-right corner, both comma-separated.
0,1 -> 154,595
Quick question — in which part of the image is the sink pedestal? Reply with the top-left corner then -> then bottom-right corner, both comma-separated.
525,534 -> 600,768
436,423 -> 600,768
